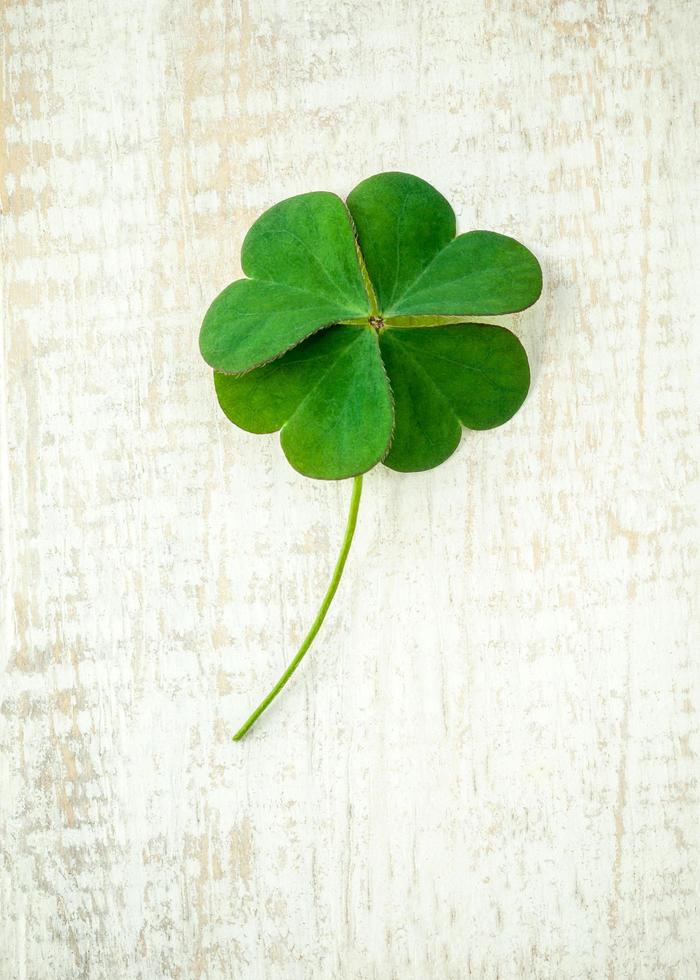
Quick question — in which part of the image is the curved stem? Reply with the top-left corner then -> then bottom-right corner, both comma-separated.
233,475 -> 363,741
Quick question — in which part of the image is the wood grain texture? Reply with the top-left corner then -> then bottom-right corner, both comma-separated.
2,1 -> 699,977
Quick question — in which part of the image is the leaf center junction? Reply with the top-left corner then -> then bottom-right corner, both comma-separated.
369,315 -> 385,331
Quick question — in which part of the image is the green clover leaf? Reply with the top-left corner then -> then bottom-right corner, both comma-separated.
199,172 -> 542,737
202,172 -> 540,480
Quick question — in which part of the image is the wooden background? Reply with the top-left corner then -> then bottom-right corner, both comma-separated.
2,1 -> 699,977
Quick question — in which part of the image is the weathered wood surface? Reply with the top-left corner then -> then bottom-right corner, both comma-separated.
2,1 -> 699,977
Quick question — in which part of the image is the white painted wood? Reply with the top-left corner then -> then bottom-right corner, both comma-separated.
2,1 -> 699,977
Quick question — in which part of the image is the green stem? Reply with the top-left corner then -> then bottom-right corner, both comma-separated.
232,475 -> 363,741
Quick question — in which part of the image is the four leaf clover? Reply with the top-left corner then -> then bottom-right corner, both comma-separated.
199,173 -> 542,738
200,172 -> 541,480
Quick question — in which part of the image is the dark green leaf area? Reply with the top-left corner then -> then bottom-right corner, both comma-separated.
214,326 -> 360,434
346,172 -> 455,312
379,332 -> 461,472
242,192 -> 368,310
201,279 -> 358,375
382,323 -> 530,435
215,326 -> 394,481
281,329 -> 393,480
200,192 -> 370,375
389,231 -> 542,316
